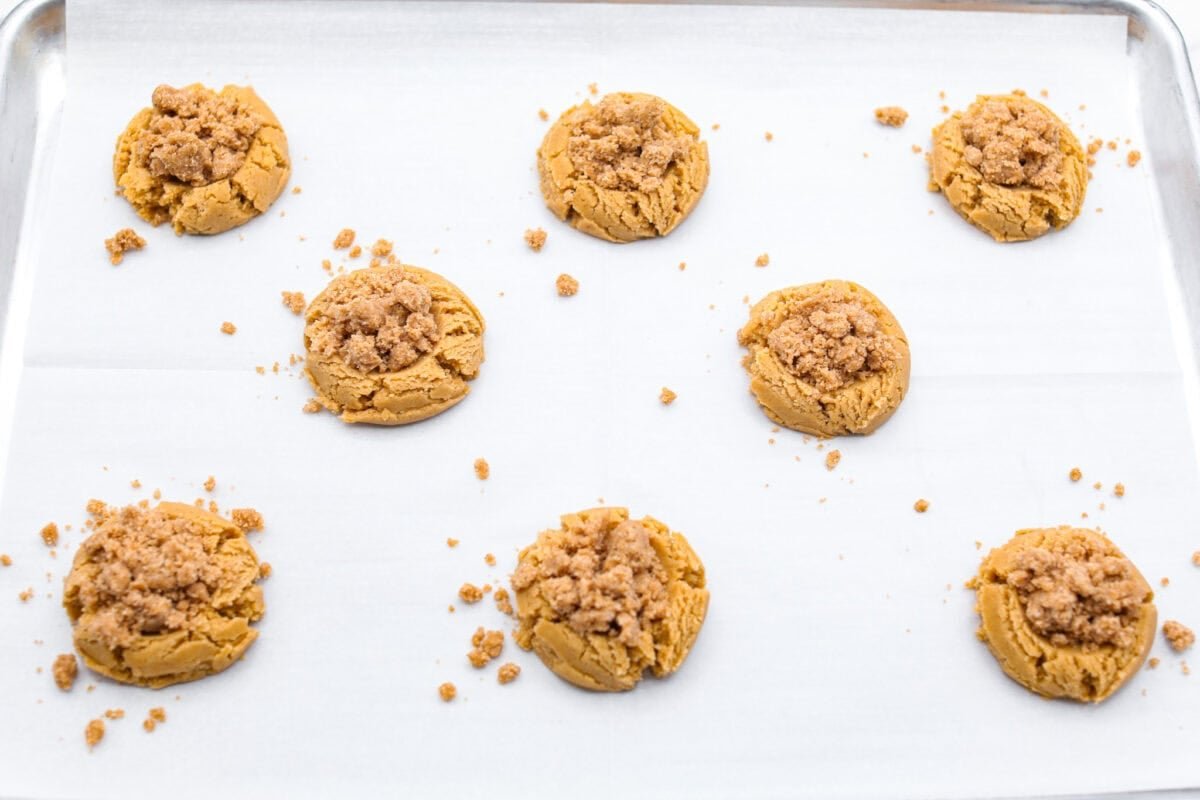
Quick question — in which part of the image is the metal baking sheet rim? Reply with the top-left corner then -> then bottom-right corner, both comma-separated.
2,1 -> 1200,798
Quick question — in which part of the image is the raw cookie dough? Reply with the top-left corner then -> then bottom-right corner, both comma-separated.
511,507 -> 708,692
969,526 -> 1156,703
304,265 -> 485,425
113,83 -> 290,235
737,280 -> 910,437
537,92 -> 709,243
62,502 -> 266,689
929,94 -> 1087,242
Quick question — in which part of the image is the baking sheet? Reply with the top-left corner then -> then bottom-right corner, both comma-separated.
1,1 -> 1199,797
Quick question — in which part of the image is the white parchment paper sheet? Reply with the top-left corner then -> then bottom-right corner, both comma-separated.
0,2 -> 1197,798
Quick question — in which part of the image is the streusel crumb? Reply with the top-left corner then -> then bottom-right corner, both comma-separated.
0,554 -> 11,566
493,586 -> 513,616
1113,482 -> 1125,498
525,228 -> 547,252
568,95 -> 693,193
960,99 -> 1064,188
104,708 -> 124,720
484,553 -> 496,566
52,653 -> 77,691
1069,467 -> 1082,482
660,387 -> 677,405
458,583 -> 483,604
474,458 -> 490,480
825,450 -> 841,471
281,291 -> 306,315
138,85 -> 262,187
333,229 -> 356,249
556,273 -> 579,297
40,522 -> 59,547
497,662 -> 521,684
755,253 -> 769,267
85,719 -> 105,749
446,538 -> 459,548
220,321 -> 236,335
371,239 -> 393,258
302,399 -> 322,414
767,291 -> 898,393
230,508 -> 264,532
468,627 -> 504,668
105,228 -> 146,266
914,499 -> 929,513
1127,150 -> 1142,168
203,476 -> 216,493
874,106 -> 908,127
1164,620 -> 1195,652
438,682 -> 456,701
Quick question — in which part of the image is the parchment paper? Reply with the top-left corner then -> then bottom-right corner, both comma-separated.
0,2 -> 1197,798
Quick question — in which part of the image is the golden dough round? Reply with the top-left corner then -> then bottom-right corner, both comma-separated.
737,280 -> 910,437
970,526 -> 1156,703
929,93 -> 1087,242
113,83 -> 290,235
511,507 -> 709,692
62,502 -> 266,689
304,265 -> 485,425
537,92 -> 709,243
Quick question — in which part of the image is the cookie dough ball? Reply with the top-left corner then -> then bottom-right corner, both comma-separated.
62,501 -> 266,689
970,526 -> 1156,703
737,280 -> 910,437
304,265 -> 485,425
113,83 -> 290,235
929,94 -> 1087,242
537,92 -> 709,243
511,507 -> 709,692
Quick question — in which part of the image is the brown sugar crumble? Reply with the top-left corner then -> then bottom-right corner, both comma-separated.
493,586 -> 513,616
446,538 -> 459,548
258,562 -> 272,579
555,273 -> 579,297
873,106 -> 909,127
203,476 -> 216,493
961,98 -> 1064,188
1069,467 -> 1082,482
220,321 -> 236,335
0,554 -> 11,567
825,450 -> 841,471
438,682 -> 457,702
52,653 -> 78,691
511,512 -> 670,649
497,662 -> 521,684
1113,482 -> 1125,498
659,387 -> 677,405
474,458 -> 490,480
307,267 -> 440,374
484,553 -> 497,566
538,108 -> 549,121
458,583 -> 483,604
1127,150 -> 1142,168
348,245 -> 362,259
1149,657 -> 1160,669
767,291 -> 898,393
230,507 -> 264,532
103,708 -> 124,720
467,627 -> 505,668
568,95 -> 693,194
85,719 -> 105,749
149,707 -> 166,724
281,291 -> 306,315
370,239 -> 393,258
914,499 -> 930,513
1164,620 -> 1195,652
333,229 -> 356,249
524,227 -> 547,252
104,228 -> 146,266
755,253 -> 769,267
18,586 -> 33,602
40,522 -> 59,547
1007,542 -> 1145,649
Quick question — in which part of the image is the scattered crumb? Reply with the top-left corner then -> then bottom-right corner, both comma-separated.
764,131 -> 773,142
149,707 -> 166,724
914,499 -> 930,513
438,682 -> 457,702
230,508 -> 264,532
1184,661 -> 1192,676
556,273 -> 579,297
588,82 -> 598,95
1114,482 -> 1125,498
348,245 -> 362,259
130,479 -> 141,489
1162,577 -> 1170,587
302,398 -> 322,414
291,186 -> 302,195
371,239 -> 393,258
1164,620 -> 1195,652
538,108 -> 549,121
825,450 -> 841,471
678,261 -> 686,271
911,144 -> 922,154
1192,551 -> 1199,566
1040,89 -> 1049,98
1127,150 -> 1142,168
494,586 -> 513,616
103,708 -> 124,720
1093,481 -> 1102,491
52,653 -> 77,691
281,291 -> 306,315
467,627 -> 505,668
659,387 -> 677,405
458,583 -> 483,604
754,253 -> 769,267
711,123 -> 720,131
321,259 -> 332,273
497,663 -> 521,684
0,554 -> 10,566
153,489 -> 161,500
40,522 -> 58,547
220,321 -> 237,335
975,541 -> 982,550
203,476 -> 216,493
524,228 -> 547,252
1069,467 -> 1082,482
474,458 -> 490,480
18,586 -> 33,602
333,229 -> 356,249
446,538 -> 459,548
1149,657 -> 1160,669
1107,140 -> 1118,151
85,719 -> 105,749
484,553 -> 496,566
259,562 -> 272,579
873,106 -> 908,127
104,228 -> 146,266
